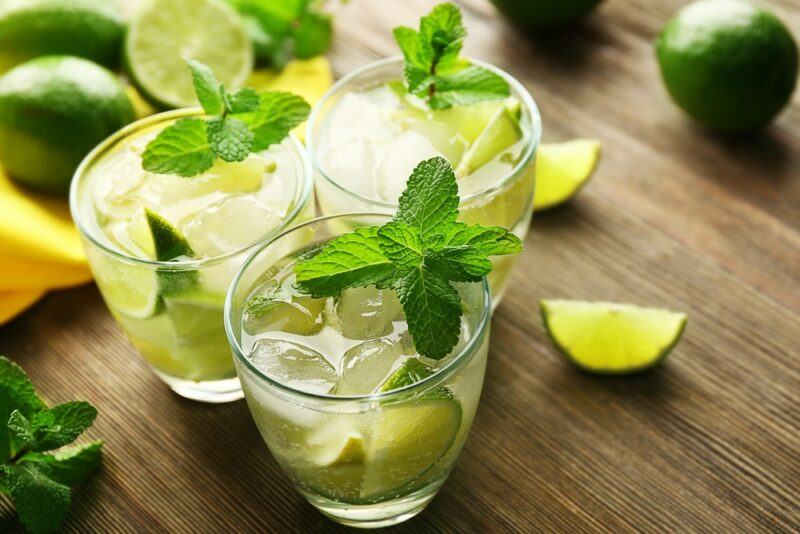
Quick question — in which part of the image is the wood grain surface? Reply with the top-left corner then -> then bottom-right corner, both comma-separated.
2,0 -> 799,531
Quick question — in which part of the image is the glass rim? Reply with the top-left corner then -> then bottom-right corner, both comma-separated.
223,212 -> 492,404
306,55 -> 542,210
68,108 -> 315,270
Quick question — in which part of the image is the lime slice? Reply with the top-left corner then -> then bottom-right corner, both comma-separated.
540,300 -> 688,373
308,422 -> 368,467
125,0 -> 253,108
534,140 -> 600,210
361,396 -> 462,500
145,208 -> 193,261
455,99 -> 523,177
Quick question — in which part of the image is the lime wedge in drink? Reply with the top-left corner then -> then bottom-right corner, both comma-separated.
125,0 -> 252,108
534,140 -> 600,210
541,299 -> 688,373
308,422 -> 368,467
455,99 -> 523,177
93,252 -> 162,319
361,395 -> 462,500
379,358 -> 433,392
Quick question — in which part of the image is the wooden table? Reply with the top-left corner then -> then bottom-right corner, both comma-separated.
2,0 -> 799,531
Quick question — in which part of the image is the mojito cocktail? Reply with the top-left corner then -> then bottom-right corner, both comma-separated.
71,109 -> 314,402
226,214 -> 491,528
308,56 -> 540,303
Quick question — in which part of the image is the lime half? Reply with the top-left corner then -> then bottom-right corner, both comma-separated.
534,140 -> 600,210
541,299 -> 687,373
125,0 -> 253,108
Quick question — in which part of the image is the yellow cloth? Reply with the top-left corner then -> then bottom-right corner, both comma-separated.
0,57 -> 333,325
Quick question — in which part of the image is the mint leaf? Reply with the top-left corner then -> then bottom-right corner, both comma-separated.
295,227 -> 397,298
7,410 -> 35,449
207,117 -> 254,162
393,2 -> 510,109
394,267 -> 462,360
396,157 -> 459,244
292,11 -> 332,59
142,119 -> 215,177
418,2 -> 465,72
25,441 -> 103,488
0,358 -> 45,461
426,246 -> 492,282
377,222 -> 424,269
187,59 -> 224,115
229,87 -> 260,114
429,65 -> 509,109
5,463 -> 70,534
443,222 -> 523,256
237,91 -> 311,151
28,402 -> 97,452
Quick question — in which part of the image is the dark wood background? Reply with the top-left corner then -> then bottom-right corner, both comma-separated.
2,0 -> 799,531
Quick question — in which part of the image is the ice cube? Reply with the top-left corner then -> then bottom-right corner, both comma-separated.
92,149 -> 148,223
323,91 -> 398,146
244,276 -> 326,336
180,195 -> 283,257
374,131 -> 443,203
321,138 -> 379,200
249,339 -> 337,395
329,286 -> 404,340
336,339 -> 407,395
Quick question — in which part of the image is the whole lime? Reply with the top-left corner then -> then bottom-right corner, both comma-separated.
0,56 -> 134,195
489,0 -> 603,30
656,0 -> 798,132
0,0 -> 124,74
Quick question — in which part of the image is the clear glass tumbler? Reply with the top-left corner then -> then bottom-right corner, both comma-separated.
70,109 -> 314,403
307,56 -> 541,305
225,213 -> 491,528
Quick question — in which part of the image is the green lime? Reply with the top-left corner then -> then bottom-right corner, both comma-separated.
541,300 -> 688,374
455,99 -> 523,177
0,56 -> 134,195
656,0 -> 798,133
0,0 -> 124,73
534,140 -> 601,211
144,208 -> 198,297
94,253 -> 162,320
126,0 -> 253,109
489,0 -> 603,30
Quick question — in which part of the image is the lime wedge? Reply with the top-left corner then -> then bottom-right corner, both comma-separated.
534,140 -> 600,210
308,422 -> 368,467
455,99 -> 523,177
125,0 -> 253,108
541,300 -> 688,374
145,208 -> 193,261
379,358 -> 433,392
361,396 -> 462,500
93,252 -> 161,319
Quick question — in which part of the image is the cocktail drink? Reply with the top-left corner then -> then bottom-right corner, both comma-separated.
225,214 -> 491,528
308,56 -> 540,303
71,109 -> 314,402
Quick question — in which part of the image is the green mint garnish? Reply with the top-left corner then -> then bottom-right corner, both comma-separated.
143,59 -> 310,177
227,0 -> 333,69
294,157 -> 523,359
393,2 -> 510,110
0,356 -> 102,534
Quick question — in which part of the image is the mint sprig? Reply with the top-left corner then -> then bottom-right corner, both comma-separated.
143,59 -> 310,177
393,2 -> 510,110
0,357 -> 102,534
295,157 -> 523,359
226,0 -> 333,69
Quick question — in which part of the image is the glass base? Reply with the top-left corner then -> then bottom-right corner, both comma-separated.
153,371 -> 244,403
300,479 -> 445,529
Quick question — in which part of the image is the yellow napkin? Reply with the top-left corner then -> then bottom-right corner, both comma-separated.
0,57 -> 334,325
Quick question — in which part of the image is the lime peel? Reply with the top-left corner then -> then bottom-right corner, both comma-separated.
541,299 -> 687,374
